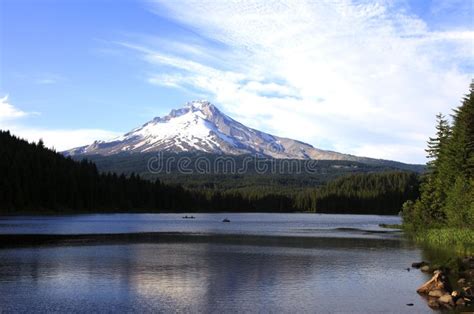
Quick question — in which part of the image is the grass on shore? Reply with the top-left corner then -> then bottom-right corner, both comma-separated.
411,228 -> 474,255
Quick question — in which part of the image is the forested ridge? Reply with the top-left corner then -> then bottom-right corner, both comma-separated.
82,151 -> 424,192
402,83 -> 474,249
0,130 -> 210,212
0,130 -> 419,214
296,171 -> 419,214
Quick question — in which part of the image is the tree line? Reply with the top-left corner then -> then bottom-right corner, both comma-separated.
403,82 -> 474,230
0,130 -> 234,213
296,171 -> 419,214
84,151 -> 424,192
0,130 -> 419,214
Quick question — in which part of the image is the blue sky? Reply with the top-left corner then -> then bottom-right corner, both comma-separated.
0,0 -> 472,163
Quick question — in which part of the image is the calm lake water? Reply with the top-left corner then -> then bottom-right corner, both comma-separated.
0,214 -> 432,313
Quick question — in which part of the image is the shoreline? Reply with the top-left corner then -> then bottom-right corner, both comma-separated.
413,256 -> 474,310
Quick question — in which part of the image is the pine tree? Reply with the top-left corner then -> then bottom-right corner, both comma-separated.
425,113 -> 450,172
403,82 -> 474,230
446,82 -> 474,180
408,112 -> 456,227
442,82 -> 474,227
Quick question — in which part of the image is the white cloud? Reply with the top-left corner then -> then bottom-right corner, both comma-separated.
7,127 -> 121,151
133,0 -> 472,164
349,143 -> 428,164
0,95 -> 30,121
36,79 -> 57,85
0,96 -> 120,151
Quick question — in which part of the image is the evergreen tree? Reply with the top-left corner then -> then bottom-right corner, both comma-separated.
425,113 -> 450,172
442,82 -> 474,227
446,82 -> 474,180
403,82 -> 474,230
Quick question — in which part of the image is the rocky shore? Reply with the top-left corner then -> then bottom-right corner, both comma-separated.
413,256 -> 474,310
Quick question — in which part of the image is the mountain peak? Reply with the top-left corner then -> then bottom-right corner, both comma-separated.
64,101 -> 372,162
154,100 -> 219,122
185,100 -> 213,110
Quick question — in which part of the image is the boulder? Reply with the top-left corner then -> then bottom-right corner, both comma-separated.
429,290 -> 445,298
456,298 -> 466,306
420,265 -> 431,273
427,299 -> 440,308
417,271 -> 451,294
438,294 -> 454,305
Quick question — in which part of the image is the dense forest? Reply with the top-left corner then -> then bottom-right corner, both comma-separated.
0,130 -> 239,213
0,130 -> 420,214
82,151 -> 424,192
296,171 -> 419,214
402,83 -> 474,247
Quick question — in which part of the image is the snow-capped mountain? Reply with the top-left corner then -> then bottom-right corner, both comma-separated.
64,101 -> 373,162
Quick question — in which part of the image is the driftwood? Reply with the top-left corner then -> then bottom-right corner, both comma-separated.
417,271 -> 449,294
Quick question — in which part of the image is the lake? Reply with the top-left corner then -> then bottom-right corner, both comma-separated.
0,213 -> 432,313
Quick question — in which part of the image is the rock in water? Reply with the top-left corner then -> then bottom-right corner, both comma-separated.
420,265 -> 431,273
438,294 -> 454,306
417,271 -> 449,294
428,290 -> 445,298
456,298 -> 466,306
412,261 -> 427,268
427,299 -> 440,308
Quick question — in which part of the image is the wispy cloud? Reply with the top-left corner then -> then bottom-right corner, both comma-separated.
9,127 -> 121,152
124,0 -> 473,163
36,78 -> 57,85
0,95 -> 32,121
0,96 -> 120,151
34,73 -> 64,85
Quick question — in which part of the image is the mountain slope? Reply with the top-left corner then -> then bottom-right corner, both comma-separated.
64,100 -> 418,168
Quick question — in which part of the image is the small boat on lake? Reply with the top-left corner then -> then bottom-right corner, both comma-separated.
222,218 -> 230,223
182,215 -> 195,219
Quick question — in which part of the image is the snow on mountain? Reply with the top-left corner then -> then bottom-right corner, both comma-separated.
64,100 -> 368,161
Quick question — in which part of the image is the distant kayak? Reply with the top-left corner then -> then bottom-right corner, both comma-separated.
222,218 -> 230,223
182,215 -> 195,219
